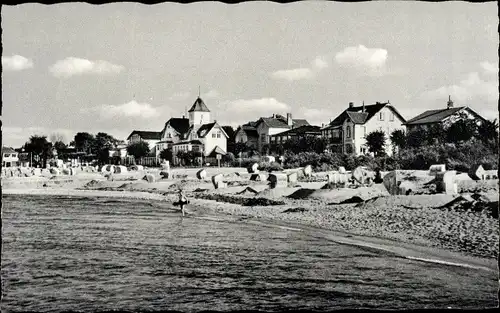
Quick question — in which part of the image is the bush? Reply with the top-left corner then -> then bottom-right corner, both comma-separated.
258,161 -> 283,172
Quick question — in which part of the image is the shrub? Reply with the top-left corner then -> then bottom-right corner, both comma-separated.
258,161 -> 283,172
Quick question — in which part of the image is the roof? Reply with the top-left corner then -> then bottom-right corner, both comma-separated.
173,139 -> 203,146
127,131 -> 162,140
188,97 -> 210,112
2,147 -> 16,154
270,125 -> 322,137
329,102 -> 406,126
258,117 -> 310,129
208,145 -> 227,157
404,107 -> 466,125
165,117 -> 190,134
221,126 -> 235,139
195,122 -> 229,138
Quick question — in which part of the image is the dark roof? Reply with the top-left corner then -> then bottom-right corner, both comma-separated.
165,117 -> 190,134
329,102 -> 406,126
208,146 -> 227,157
196,123 -> 216,138
243,129 -> 259,138
221,126 -> 235,139
2,147 -> 16,154
258,117 -> 311,129
127,131 -> 162,140
188,97 -> 210,112
405,107 -> 466,125
271,125 -> 322,137
173,139 -> 203,146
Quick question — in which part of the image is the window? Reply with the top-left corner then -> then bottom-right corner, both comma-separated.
216,131 -> 221,138
212,133 -> 216,138
4,154 -> 9,157
345,144 -> 353,154
167,133 -> 172,138
363,126 -> 367,137
346,126 -> 351,138
379,112 -> 384,121
390,113 -> 395,121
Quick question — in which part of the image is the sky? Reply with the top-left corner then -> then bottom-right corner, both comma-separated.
1,1 -> 498,147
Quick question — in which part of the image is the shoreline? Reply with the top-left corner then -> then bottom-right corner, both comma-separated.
3,187 -> 497,272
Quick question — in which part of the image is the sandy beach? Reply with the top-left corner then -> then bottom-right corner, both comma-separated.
2,166 -> 499,267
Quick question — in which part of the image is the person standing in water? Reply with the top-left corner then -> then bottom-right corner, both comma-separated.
178,189 -> 188,216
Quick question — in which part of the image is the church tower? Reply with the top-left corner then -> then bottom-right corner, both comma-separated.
188,97 -> 211,127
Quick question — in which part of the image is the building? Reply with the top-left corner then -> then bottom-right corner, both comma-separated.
234,121 -> 259,150
322,101 -> 406,156
126,130 -> 162,155
172,97 -> 229,165
252,113 -> 310,153
155,117 -> 190,157
2,147 -> 19,167
404,96 -> 487,133
269,125 -> 322,147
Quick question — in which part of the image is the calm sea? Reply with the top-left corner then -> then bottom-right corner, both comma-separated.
1,194 -> 497,312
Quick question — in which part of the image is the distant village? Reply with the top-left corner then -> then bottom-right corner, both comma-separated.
1,94 -> 490,168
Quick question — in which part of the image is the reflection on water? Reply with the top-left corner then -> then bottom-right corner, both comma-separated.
1,195 -> 497,312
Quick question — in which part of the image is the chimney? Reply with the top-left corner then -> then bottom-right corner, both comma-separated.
447,95 -> 454,109
362,101 -> 365,113
287,113 -> 293,127
214,119 -> 217,123
349,102 -> 354,108
272,114 -> 275,118
322,123 -> 325,128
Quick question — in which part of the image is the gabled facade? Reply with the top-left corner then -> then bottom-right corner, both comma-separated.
156,117 -> 190,157
322,101 -> 406,156
404,96 -> 487,133
234,122 -> 259,149
253,113 -> 310,153
2,147 -> 19,167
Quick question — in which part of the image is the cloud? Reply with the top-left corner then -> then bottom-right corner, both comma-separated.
202,89 -> 219,99
312,57 -> 328,70
83,100 -> 159,120
335,45 -> 388,70
218,97 -> 291,125
271,68 -> 314,81
49,57 -> 124,78
421,62 -> 499,114
169,92 -> 191,101
2,55 -> 34,71
480,61 -> 498,76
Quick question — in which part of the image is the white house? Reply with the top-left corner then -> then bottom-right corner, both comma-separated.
126,130 -> 162,155
252,113 -> 310,153
322,101 -> 406,156
155,117 -> 190,158
173,97 -> 228,165
2,147 -> 19,167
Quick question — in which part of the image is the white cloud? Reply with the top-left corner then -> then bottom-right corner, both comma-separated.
312,56 -> 328,70
219,97 -> 291,125
421,63 -> 499,114
202,89 -> 219,99
49,57 -> 124,78
271,68 -> 314,81
480,61 -> 498,76
335,45 -> 388,70
299,108 -> 336,126
2,55 -> 34,71
169,92 -> 191,101
83,100 -> 159,120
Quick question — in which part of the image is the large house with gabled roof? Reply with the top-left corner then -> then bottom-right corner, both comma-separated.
155,117 -> 190,157
171,97 -> 228,165
127,130 -> 162,155
321,101 -> 406,156
242,113 -> 310,153
404,96 -> 487,133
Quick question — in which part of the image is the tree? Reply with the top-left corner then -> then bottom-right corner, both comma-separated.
446,119 -> 477,143
425,123 -> 446,145
365,130 -> 386,156
74,132 -> 95,154
127,141 -> 150,160
390,129 -> 406,153
160,148 -> 173,163
24,135 -> 53,167
233,142 -> 247,156
477,119 -> 499,149
93,132 -> 121,164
